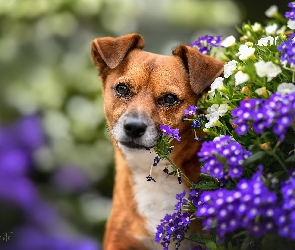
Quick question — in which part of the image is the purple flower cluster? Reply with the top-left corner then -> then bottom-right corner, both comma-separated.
160,124 -> 181,141
190,35 -> 223,54
231,92 -> 295,141
155,190 -> 204,250
0,115 -> 44,209
285,2 -> 295,20
184,105 -> 197,116
197,135 -> 251,179
0,115 -> 99,250
196,166 -> 278,240
277,33 -> 295,67
276,172 -> 295,239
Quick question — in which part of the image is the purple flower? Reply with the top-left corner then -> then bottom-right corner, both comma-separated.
146,175 -> 156,182
175,190 -> 187,211
273,171 -> 295,240
190,35 -> 223,54
153,156 -> 160,166
285,3 -> 295,20
281,172 -> 295,211
196,166 -> 278,240
188,189 -> 201,207
155,192 -> 192,249
184,105 -> 197,116
232,93 -> 295,141
277,34 -> 295,67
191,119 -> 201,129
197,135 -> 251,179
160,125 -> 181,141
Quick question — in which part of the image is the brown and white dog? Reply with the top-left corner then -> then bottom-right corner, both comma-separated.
91,33 -> 223,250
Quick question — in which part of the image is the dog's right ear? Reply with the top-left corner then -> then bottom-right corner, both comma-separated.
91,33 -> 145,71
173,45 -> 224,95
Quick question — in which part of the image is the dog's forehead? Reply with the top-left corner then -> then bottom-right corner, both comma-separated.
123,50 -> 190,91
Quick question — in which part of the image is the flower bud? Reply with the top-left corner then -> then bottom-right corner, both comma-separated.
243,24 -> 252,30
255,87 -> 268,98
241,86 -> 250,94
245,42 -> 253,47
260,142 -> 271,151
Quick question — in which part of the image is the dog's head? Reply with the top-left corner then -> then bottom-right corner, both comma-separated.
91,33 -> 223,153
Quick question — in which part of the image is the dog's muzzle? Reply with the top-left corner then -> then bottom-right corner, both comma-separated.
112,114 -> 159,150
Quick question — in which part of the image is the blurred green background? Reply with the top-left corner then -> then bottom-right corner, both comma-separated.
0,0 -> 289,248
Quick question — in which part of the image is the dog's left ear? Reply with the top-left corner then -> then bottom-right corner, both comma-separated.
173,45 -> 224,94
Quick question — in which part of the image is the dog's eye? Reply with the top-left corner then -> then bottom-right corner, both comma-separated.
115,83 -> 130,98
158,94 -> 179,106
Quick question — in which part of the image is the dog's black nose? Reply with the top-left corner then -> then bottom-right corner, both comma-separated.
124,117 -> 147,138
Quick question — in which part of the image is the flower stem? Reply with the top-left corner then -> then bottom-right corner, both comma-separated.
265,150 -> 288,173
166,157 -> 195,186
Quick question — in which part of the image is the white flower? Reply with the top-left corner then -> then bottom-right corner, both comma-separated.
220,35 -> 236,47
257,36 -> 278,46
252,22 -> 262,32
254,61 -> 282,82
217,104 -> 229,116
288,19 -> 295,30
209,77 -> 224,95
204,115 -> 219,128
265,5 -> 278,18
205,104 -> 228,128
236,44 -> 255,61
277,82 -> 295,94
235,71 -> 249,86
265,23 -> 278,35
207,104 -> 219,114
224,60 -> 238,78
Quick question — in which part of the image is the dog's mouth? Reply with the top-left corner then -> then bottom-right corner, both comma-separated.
119,141 -> 153,150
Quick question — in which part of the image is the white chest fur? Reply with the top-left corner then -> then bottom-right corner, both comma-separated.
123,150 -> 187,233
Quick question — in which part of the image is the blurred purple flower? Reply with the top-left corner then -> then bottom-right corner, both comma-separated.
190,35 -> 223,54
0,115 -> 101,250
16,115 -> 45,150
285,3 -> 295,20
0,115 -> 45,175
51,165 -> 90,194
1,226 -> 100,250
277,34 -> 295,67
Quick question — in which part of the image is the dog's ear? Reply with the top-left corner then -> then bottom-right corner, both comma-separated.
173,45 -> 224,94
91,33 -> 144,71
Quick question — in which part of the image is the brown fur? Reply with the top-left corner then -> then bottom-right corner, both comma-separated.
91,33 -> 224,249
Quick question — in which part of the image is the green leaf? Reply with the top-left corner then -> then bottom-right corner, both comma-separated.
205,240 -> 217,250
153,135 -> 172,159
285,154 -> 295,163
261,234 -> 295,250
240,233 -> 259,250
284,128 -> 295,144
188,233 -> 216,244
192,181 -> 219,190
242,151 -> 266,166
